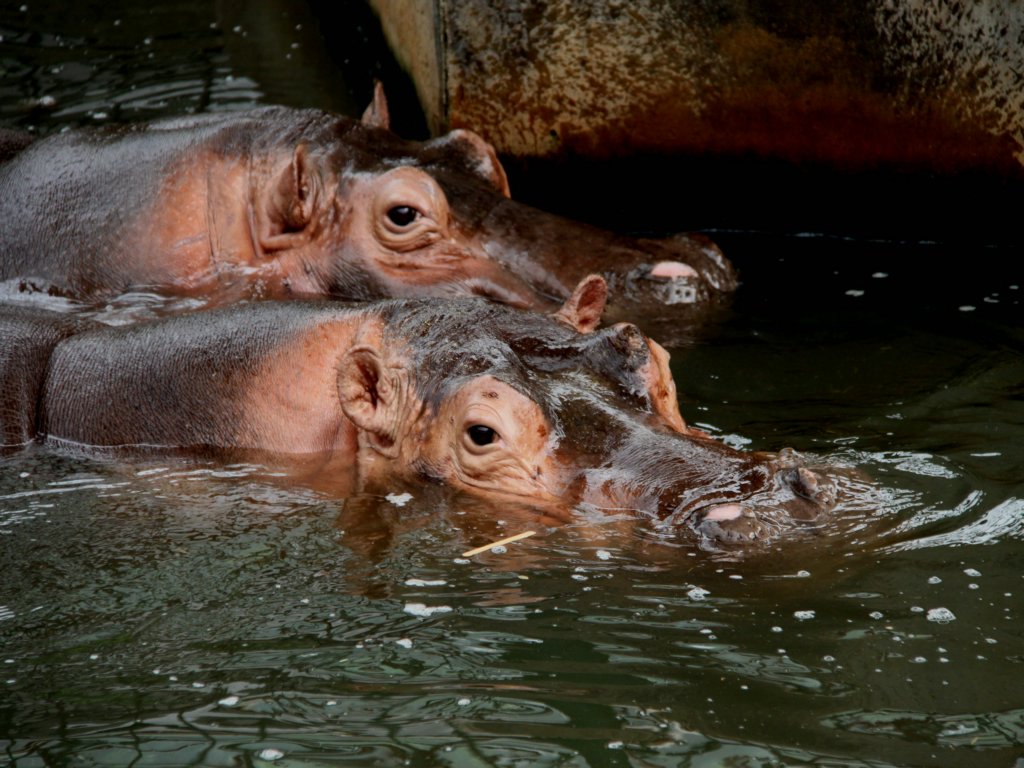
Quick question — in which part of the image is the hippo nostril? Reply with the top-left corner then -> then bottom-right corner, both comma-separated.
609,323 -> 646,355
792,467 -> 819,499
780,465 -> 836,514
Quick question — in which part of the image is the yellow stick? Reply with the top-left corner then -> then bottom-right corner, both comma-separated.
461,530 -> 537,557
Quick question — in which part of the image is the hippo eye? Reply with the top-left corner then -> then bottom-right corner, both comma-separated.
386,205 -> 419,227
467,424 -> 498,446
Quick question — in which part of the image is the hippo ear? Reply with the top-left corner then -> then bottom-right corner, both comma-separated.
338,345 -> 405,457
424,129 -> 511,198
361,80 -> 390,130
553,275 -> 607,334
258,143 -> 318,253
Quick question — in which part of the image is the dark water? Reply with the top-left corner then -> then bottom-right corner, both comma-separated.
2,3 -> 1023,767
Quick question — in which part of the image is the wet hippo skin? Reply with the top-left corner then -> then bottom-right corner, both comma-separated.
0,277 -> 832,545
0,85 -> 735,320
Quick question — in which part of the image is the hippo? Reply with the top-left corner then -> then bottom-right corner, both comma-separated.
0,85 -> 735,322
0,277 -> 832,544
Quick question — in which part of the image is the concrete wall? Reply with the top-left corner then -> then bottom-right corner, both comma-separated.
369,0 -> 1024,177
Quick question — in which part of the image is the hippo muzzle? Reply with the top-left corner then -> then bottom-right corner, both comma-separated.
546,393 -> 836,543
473,197 -> 738,310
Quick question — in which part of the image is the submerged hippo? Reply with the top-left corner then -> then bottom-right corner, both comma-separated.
0,277 -> 831,543
0,85 -> 734,318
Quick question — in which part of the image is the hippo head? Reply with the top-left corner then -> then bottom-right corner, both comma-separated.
338,276 -> 832,543
242,85 -> 735,321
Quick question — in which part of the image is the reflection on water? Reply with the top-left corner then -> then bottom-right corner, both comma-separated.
1,2 -> 1023,766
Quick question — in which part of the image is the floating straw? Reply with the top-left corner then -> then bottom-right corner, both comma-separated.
461,530 -> 537,557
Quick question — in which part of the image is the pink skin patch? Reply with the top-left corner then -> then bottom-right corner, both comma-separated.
650,260 -> 698,279
703,503 -> 744,522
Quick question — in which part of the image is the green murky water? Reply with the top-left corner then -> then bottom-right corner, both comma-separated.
1,3 -> 1022,766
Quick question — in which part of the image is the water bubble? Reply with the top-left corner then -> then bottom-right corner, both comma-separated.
596,549 -> 611,560
385,492 -> 412,507
258,748 -> 284,761
453,558 -> 470,565
687,586 -> 710,600
405,579 -> 447,587
794,610 -> 815,620
910,606 -> 924,613
872,272 -> 888,278
457,698 -> 471,706
964,568 -> 982,577
846,289 -> 865,297
608,741 -> 624,749
911,656 -> 927,664
771,626 -> 783,633
868,611 -> 884,620
403,603 -> 453,618
395,638 -> 413,649
219,695 -> 239,707
958,305 -> 976,312
796,570 -> 811,578
928,576 -> 942,584
926,607 -> 956,624
490,545 -> 507,555
968,583 -> 979,590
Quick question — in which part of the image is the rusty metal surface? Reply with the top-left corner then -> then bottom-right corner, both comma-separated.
369,0 -> 1024,177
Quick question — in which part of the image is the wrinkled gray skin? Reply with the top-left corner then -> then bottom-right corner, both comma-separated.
0,286 -> 832,545
0,86 -> 735,320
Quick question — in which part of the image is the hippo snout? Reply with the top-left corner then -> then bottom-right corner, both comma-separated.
602,234 -> 737,309
685,453 -> 836,545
